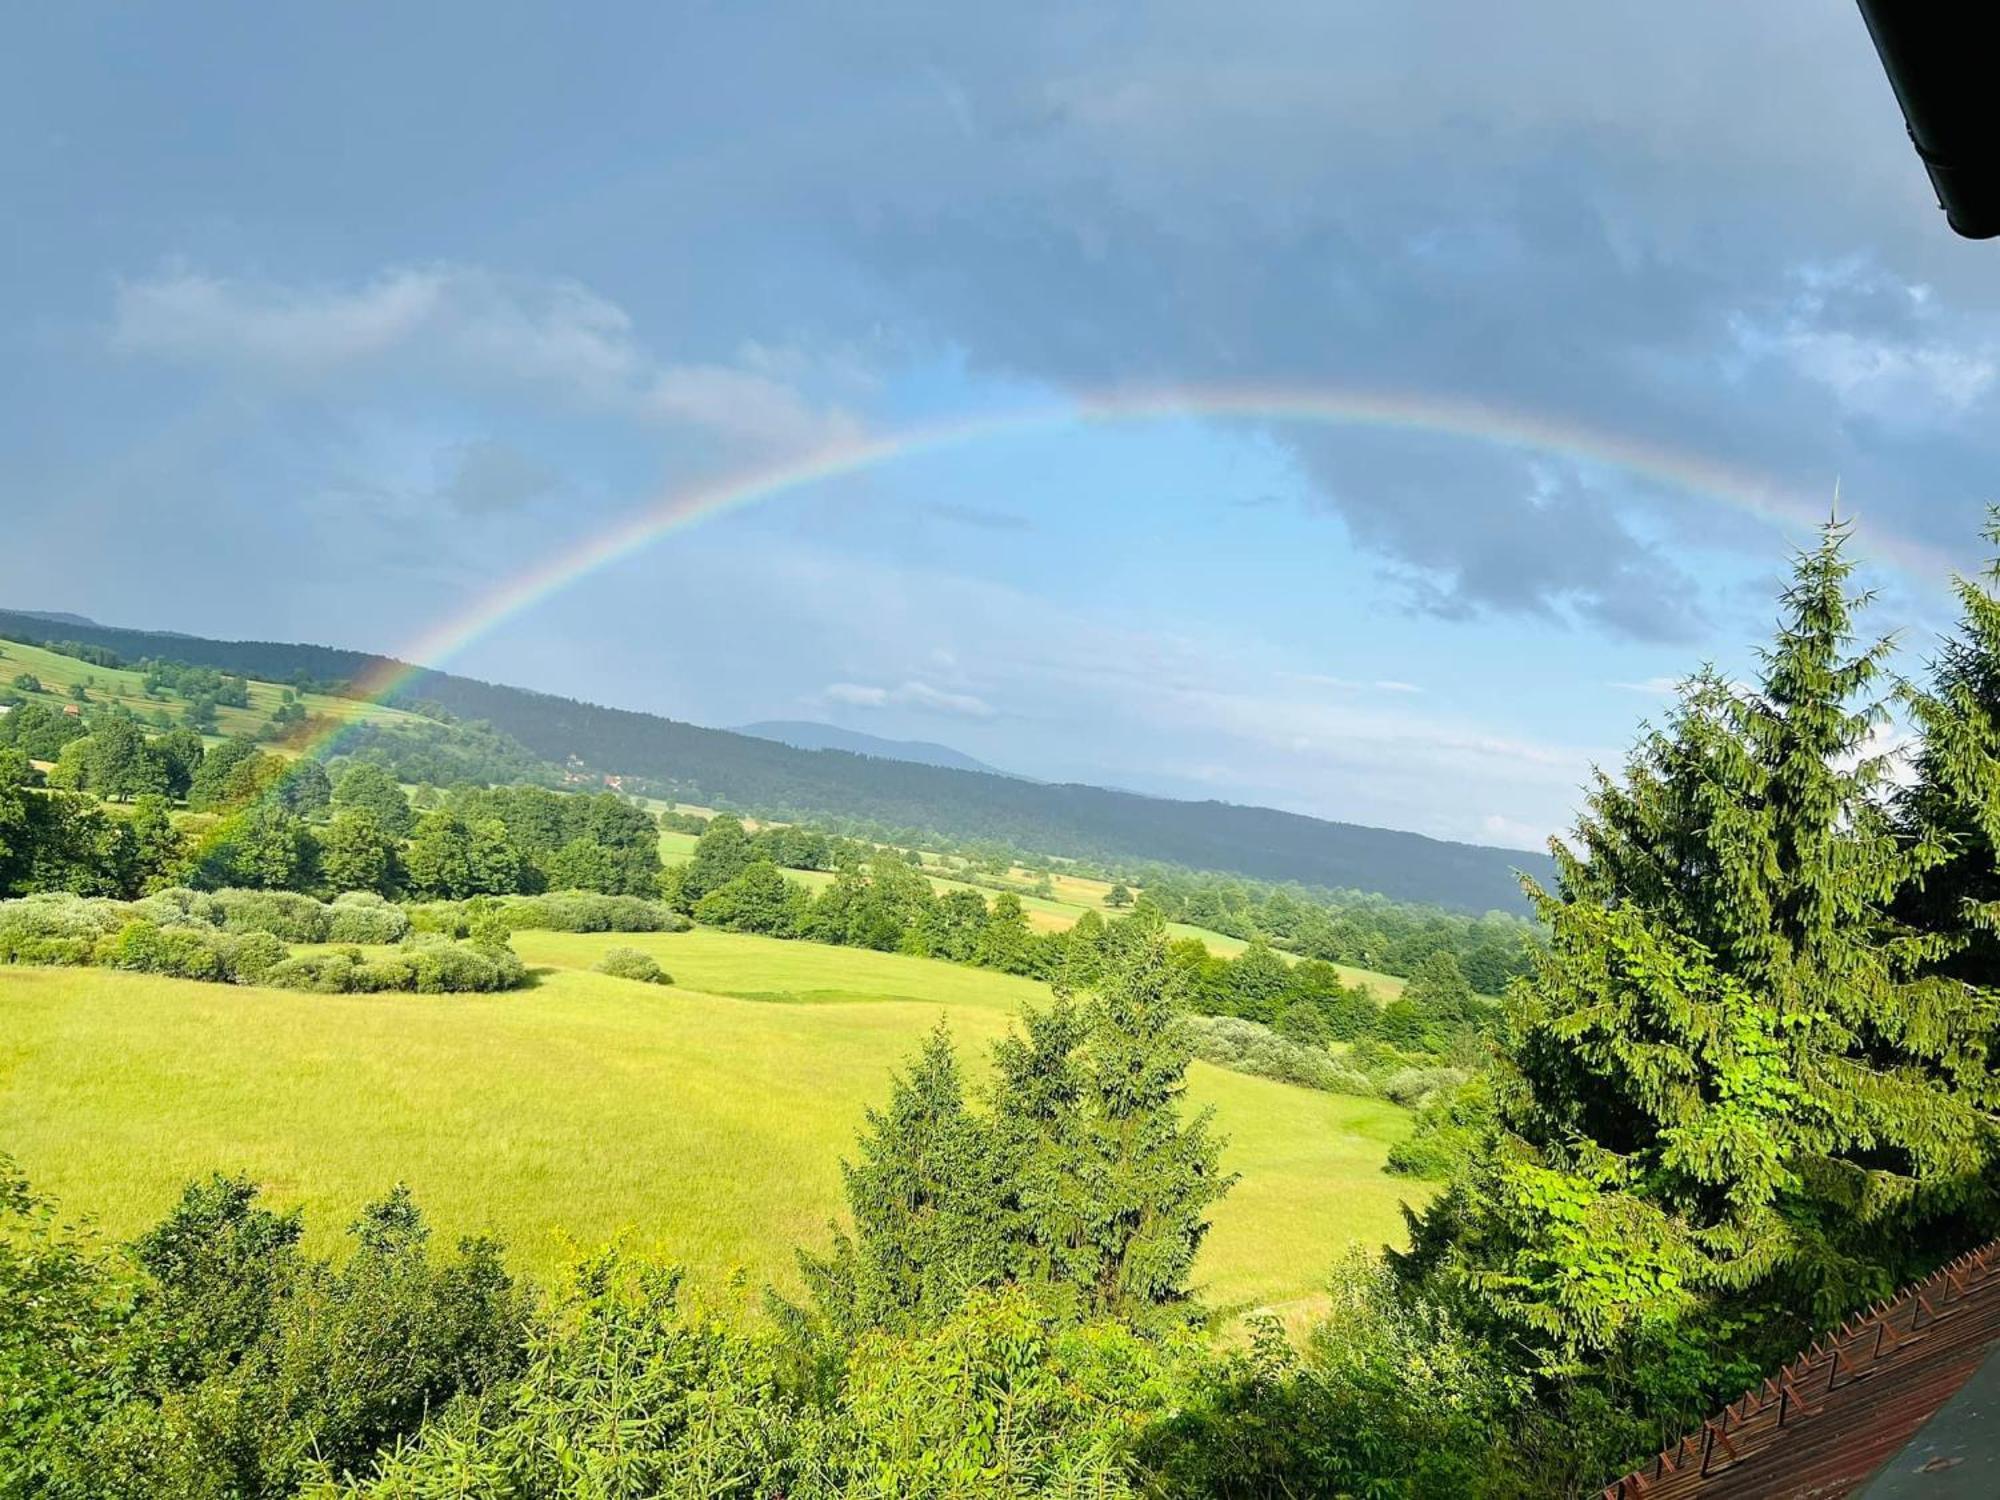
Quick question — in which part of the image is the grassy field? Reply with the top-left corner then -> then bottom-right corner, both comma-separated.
0,928 -> 1423,1323
0,636 -> 421,748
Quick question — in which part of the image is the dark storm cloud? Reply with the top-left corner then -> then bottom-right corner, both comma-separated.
745,0 -> 2000,629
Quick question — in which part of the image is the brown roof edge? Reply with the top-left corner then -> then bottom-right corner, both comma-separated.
1601,1241 -> 2000,1499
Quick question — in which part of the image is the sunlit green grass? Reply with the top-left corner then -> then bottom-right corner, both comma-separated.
0,928 -> 1422,1322
0,636 -> 425,750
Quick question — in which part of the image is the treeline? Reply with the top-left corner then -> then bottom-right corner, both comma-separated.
0,730 -> 661,905
0,607 -> 1549,912
1113,868 -> 1534,991
661,814 -> 1493,1062
668,804 -> 1538,995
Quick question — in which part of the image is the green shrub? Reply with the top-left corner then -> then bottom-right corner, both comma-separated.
593,946 -> 671,985
214,888 -> 331,942
396,933 -> 527,993
95,920 -> 235,982
504,889 -> 685,933
0,893 -> 130,964
130,886 -> 226,929
230,930 -> 288,983
1185,1014 -> 1375,1096
262,950 -> 364,994
402,901 -> 470,938
1378,1066 -> 1467,1110
352,955 -> 420,992
327,892 -> 410,944
1386,1074 -> 1496,1179
258,938 -> 525,996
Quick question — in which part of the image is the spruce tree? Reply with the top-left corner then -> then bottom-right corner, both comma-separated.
1070,922 -> 1236,1328
1899,509 -> 2000,987
1405,521 -> 1999,1385
988,988 -> 1092,1293
798,1021 -> 1006,1337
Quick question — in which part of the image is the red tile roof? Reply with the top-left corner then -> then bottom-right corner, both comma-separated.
1603,1242 -> 2000,1499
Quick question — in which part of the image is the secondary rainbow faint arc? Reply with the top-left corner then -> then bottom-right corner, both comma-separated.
303,382 -> 1915,760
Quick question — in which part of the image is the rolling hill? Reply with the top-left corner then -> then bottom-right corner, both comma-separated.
0,607 -> 1550,911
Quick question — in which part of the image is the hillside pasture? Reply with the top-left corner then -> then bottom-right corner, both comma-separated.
0,635 -> 420,749
0,927 -> 1422,1323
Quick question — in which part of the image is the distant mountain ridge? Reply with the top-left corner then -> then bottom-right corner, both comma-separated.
7,609 -> 104,629
734,720 -> 1012,777
0,606 -> 1550,912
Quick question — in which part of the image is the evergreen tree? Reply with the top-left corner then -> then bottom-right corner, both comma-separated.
1061,908 -> 1109,988
974,892 -> 1034,974
988,990 -> 1093,1293
1068,924 -> 1235,1329
1403,950 -> 1477,1026
1403,522 -> 2000,1392
799,1022 -> 1007,1337
1898,509 -> 2000,985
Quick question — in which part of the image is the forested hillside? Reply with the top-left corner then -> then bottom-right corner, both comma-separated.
0,608 -> 1548,910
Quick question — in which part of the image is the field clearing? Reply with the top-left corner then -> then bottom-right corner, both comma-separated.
647,828 -> 1407,991
0,929 -> 1423,1322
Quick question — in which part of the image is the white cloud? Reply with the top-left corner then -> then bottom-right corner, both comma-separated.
1610,675 -> 1680,695
737,544 -> 1598,842
1729,261 -> 1999,429
823,682 -> 891,708
1480,812 -> 1550,850
1288,672 -> 1424,694
111,263 -> 860,453
113,265 -> 447,371
822,679 -> 996,717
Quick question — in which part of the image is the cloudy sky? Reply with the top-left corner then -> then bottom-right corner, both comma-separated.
5,3 -> 1997,848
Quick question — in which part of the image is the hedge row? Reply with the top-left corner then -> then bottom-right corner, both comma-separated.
406,890 -> 692,937
0,893 -> 525,994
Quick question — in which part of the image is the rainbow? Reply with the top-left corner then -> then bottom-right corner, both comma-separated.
298,382 -> 1928,763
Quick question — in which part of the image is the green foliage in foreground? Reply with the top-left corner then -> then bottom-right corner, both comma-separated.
1396,520 -> 2000,1456
0,932 -> 1527,1499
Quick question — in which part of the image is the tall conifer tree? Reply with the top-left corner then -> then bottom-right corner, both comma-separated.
1405,521 -> 1999,1384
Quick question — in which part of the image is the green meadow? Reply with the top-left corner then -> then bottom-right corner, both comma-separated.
0,926 -> 1422,1323
0,635 -> 422,749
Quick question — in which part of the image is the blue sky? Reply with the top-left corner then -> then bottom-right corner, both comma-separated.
5,2 -> 1997,848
